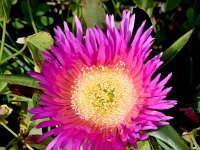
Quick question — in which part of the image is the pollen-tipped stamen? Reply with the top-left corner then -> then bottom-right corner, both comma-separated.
71,63 -> 138,128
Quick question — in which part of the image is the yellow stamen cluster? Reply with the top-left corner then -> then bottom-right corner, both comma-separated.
71,62 -> 137,128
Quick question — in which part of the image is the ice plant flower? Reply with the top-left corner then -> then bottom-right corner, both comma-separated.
29,11 -> 177,150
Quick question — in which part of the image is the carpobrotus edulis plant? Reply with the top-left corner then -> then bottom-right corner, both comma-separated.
29,11 -> 177,150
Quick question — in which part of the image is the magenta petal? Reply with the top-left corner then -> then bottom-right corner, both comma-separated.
139,134 -> 149,140
37,128 -> 61,142
74,16 -> 83,41
46,133 -> 62,150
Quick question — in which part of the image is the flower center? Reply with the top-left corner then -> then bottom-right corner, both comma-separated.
71,63 -> 137,128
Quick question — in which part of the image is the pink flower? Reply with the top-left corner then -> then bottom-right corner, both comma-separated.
29,11 -> 177,150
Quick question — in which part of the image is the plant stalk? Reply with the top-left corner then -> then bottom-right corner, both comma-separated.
0,44 -> 27,64
0,17 -> 7,63
27,0 -> 38,33
0,122 -> 34,150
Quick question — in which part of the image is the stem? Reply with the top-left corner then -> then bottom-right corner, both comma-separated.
0,122 -> 34,150
0,122 -> 18,137
9,93 -> 33,102
0,74 -> 41,89
111,0 -> 121,17
0,23 -> 18,49
25,144 -> 34,150
190,134 -> 200,150
0,16 -> 7,62
0,44 -> 27,64
27,0 -> 38,33
0,41 -> 34,64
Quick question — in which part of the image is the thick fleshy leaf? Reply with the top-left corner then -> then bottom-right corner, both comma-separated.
0,74 -> 41,89
156,139 -> 172,150
149,137 -> 162,150
82,0 -> 106,29
26,31 -> 54,71
0,0 -> 11,20
149,125 -> 188,150
161,29 -> 193,67
137,140 -> 151,150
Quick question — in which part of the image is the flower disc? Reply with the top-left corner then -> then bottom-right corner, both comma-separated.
71,63 -> 137,128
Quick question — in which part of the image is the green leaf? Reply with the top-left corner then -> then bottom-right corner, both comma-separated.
0,74 -> 42,89
161,29 -> 193,67
26,31 -> 54,71
82,0 -> 106,29
192,102 -> 200,113
149,137 -> 163,150
165,0 -> 181,11
195,14 -> 200,27
149,125 -> 189,150
0,0 -> 12,20
40,16 -> 54,26
12,20 -> 24,29
186,7 -> 195,23
137,140 -> 151,150
36,3 -> 49,16
21,0 -> 30,24
133,0 -> 154,10
156,139 -> 172,150
192,85 -> 200,112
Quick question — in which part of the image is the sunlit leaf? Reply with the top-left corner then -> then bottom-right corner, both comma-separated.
161,29 -> 193,67
137,140 -> 151,150
7,144 -> 18,150
26,31 -> 54,71
29,127 -> 43,135
182,127 -> 200,149
149,125 -> 188,150
0,0 -> 12,20
0,81 -> 10,94
12,20 -> 24,29
82,0 -> 106,29
0,70 -> 11,94
0,74 -> 41,89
